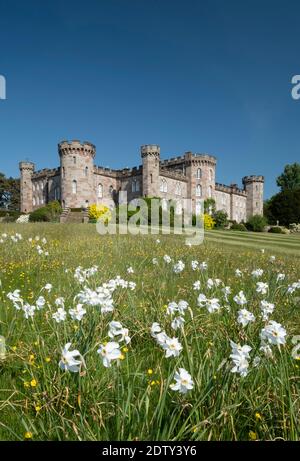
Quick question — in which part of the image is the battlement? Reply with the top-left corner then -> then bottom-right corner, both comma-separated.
141,144 -> 160,157
160,168 -> 188,182
58,140 -> 96,158
32,167 -> 60,179
215,182 -> 247,196
19,161 -> 35,171
242,175 -> 264,184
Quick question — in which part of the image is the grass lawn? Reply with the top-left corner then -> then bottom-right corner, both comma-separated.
0,223 -> 299,441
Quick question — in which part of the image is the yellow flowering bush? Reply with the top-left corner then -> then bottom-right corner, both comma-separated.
204,213 -> 215,230
88,204 -> 111,223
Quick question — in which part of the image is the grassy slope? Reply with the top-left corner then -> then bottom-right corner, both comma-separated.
0,224 -> 299,441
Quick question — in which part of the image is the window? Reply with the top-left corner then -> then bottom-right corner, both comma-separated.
109,185 -> 114,196
210,169 -> 213,181
62,167 -> 65,179
196,201 -> 202,215
208,185 -> 213,198
196,184 -> 202,197
160,179 -> 167,193
150,174 -> 153,184
175,183 -> 181,195
256,185 -> 258,191
132,180 -> 136,193
197,168 -> 202,179
33,197 -> 36,206
136,181 -> 140,192
73,156 -> 76,165
72,180 -> 77,194
36,183 -> 39,191
161,198 -> 168,211
98,184 -> 103,198
85,167 -> 88,177
37,197 -> 40,205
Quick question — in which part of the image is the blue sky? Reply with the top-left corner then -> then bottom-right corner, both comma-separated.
0,0 -> 299,198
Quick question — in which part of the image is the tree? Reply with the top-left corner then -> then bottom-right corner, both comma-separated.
212,210 -> 228,229
268,189 -> 300,226
0,172 -> 20,210
246,215 -> 268,232
276,163 -> 300,191
204,198 -> 216,214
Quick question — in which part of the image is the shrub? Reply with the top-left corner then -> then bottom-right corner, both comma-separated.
212,210 -> 228,229
246,215 -> 268,232
231,222 -> 247,231
88,204 -> 111,223
204,213 -> 215,230
29,207 -> 50,222
268,226 -> 285,234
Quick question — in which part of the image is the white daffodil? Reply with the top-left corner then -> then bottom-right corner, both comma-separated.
233,291 -> 247,306
235,269 -> 243,277
256,282 -> 268,295
69,304 -> 87,321
191,260 -> 198,271
22,304 -> 36,319
36,296 -> 46,310
193,280 -> 201,290
97,342 -> 122,367
162,337 -> 183,358
260,321 -> 287,346
260,300 -> 275,320
170,368 -> 194,394
150,322 -> 162,337
108,321 -> 131,344
173,261 -> 185,274
237,309 -> 255,327
276,273 -> 285,282
52,307 -> 67,323
171,316 -> 185,331
163,255 -> 172,264
59,343 -> 84,373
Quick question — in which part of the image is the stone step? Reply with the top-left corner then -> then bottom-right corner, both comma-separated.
65,211 -> 84,224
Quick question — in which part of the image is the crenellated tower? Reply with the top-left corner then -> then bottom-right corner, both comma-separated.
141,144 -> 160,196
242,175 -> 264,219
58,140 -> 96,208
19,161 -> 35,213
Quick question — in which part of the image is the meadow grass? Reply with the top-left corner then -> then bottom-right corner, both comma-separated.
0,223 -> 299,441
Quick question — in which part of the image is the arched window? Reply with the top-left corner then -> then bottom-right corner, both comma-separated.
175,183 -> 181,195
196,184 -> 202,197
197,168 -> 202,179
73,156 -> 76,165
33,197 -> 36,206
98,184 -> 103,198
160,179 -> 167,193
132,180 -> 136,193
37,197 -> 40,206
196,201 -> 202,215
210,169 -> 213,181
72,180 -> 77,194
109,185 -> 114,197
36,183 -> 39,191
161,198 -> 168,211
136,181 -> 140,192
85,167 -> 88,177
150,174 -> 153,184
208,185 -> 213,198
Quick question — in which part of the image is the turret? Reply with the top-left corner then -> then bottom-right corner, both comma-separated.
19,161 -> 35,213
58,140 -> 96,208
242,175 -> 264,219
141,144 -> 160,196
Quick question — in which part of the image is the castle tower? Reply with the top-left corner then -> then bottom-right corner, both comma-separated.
242,175 -> 264,219
184,152 -> 217,213
19,161 -> 35,213
141,145 -> 160,196
58,140 -> 96,209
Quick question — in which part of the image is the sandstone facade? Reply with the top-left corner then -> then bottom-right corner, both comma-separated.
19,140 -> 264,222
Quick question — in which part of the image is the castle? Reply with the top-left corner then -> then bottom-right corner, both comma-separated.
19,140 -> 264,222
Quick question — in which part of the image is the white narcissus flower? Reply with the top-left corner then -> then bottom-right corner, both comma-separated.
237,309 -> 255,327
197,293 -> 207,307
251,269 -> 264,278
155,331 -> 169,347
191,260 -> 198,271
127,266 -> 134,274
152,258 -> 158,265
207,278 -> 214,289
97,342 -> 122,367
150,322 -> 161,337
177,300 -> 189,314
44,283 -> 53,292
162,337 -> 183,358
193,280 -> 201,290
235,269 -> 243,277
269,255 -> 276,262
59,343 -> 84,373
260,321 -> 287,346
199,262 -> 208,271
206,298 -> 221,313
171,316 -> 185,331
170,368 -> 194,394
52,307 -> 67,323
69,304 -> 87,321
163,255 -> 172,264
36,296 -> 46,310
108,321 -> 131,344
166,302 -> 178,315
230,341 -> 252,377
173,261 -> 185,274
233,291 -> 247,306
22,304 -> 36,319
260,300 -> 275,320
276,273 -> 285,282
256,282 -> 268,295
